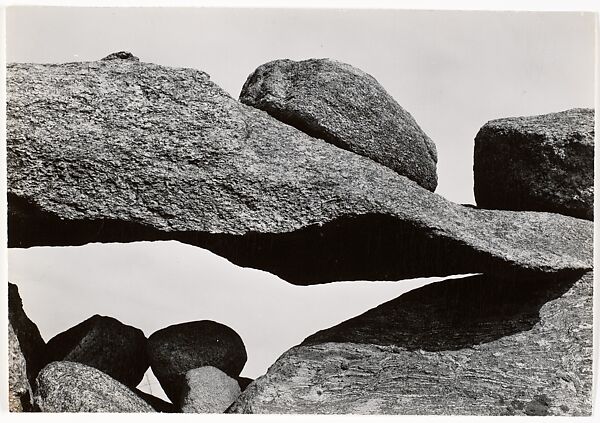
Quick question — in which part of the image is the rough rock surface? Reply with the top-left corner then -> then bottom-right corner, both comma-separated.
148,321 -> 247,403
239,58 -> 438,191
8,282 -> 47,382
7,57 -> 593,284
474,108 -> 594,220
180,366 -> 241,413
229,271 -> 593,415
45,314 -> 148,388
34,361 -> 154,412
8,323 -> 34,412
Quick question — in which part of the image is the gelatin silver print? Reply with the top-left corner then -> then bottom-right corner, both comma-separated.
4,5 -> 595,416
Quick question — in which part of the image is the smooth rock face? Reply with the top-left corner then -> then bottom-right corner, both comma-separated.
45,314 -> 148,388
240,58 -> 438,191
35,361 -> 154,412
148,321 -> 247,403
8,282 -> 47,382
180,366 -> 241,413
7,59 -> 593,284
229,271 -> 593,415
474,108 -> 594,220
8,323 -> 34,412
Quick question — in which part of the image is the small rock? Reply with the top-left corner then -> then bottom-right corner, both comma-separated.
240,58 -> 438,191
147,320 -> 247,403
180,366 -> 241,413
8,323 -> 34,412
102,51 -> 139,61
34,361 -> 154,412
8,282 -> 46,382
474,108 -> 594,220
45,314 -> 148,387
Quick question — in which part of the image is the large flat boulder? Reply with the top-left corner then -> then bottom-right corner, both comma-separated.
239,58 -> 438,191
7,57 -> 592,284
34,361 -> 154,412
8,282 -> 47,382
147,320 -> 247,404
229,271 -> 593,415
474,108 -> 594,220
45,314 -> 149,388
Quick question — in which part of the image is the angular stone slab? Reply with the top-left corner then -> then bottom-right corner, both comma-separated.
240,58 -> 438,191
474,108 -> 594,220
7,57 -> 593,284
229,271 -> 593,415
35,361 -> 154,412
45,314 -> 149,388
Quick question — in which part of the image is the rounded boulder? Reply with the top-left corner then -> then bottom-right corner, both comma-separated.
147,320 -> 247,403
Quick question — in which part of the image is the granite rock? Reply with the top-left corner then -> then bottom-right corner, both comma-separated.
8,323 -> 34,412
147,320 -> 247,403
180,366 -> 241,413
8,282 -> 47,382
7,58 -> 593,284
45,314 -> 148,387
474,108 -> 594,220
229,271 -> 593,415
240,58 -> 438,190
34,361 -> 154,412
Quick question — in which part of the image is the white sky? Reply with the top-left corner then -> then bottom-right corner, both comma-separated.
4,6 -> 596,404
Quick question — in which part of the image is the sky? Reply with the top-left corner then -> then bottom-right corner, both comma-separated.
4,6 -> 596,402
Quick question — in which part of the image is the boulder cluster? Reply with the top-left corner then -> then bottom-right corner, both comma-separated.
8,282 -> 250,412
7,52 -> 594,415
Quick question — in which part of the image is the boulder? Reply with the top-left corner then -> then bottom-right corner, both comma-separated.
147,321 -> 247,403
239,58 -> 438,191
180,366 -> 241,413
7,58 -> 593,284
8,323 -> 34,412
8,282 -> 46,381
34,361 -> 154,412
229,271 -> 593,415
102,51 -> 139,61
474,108 -> 594,220
45,314 -> 148,388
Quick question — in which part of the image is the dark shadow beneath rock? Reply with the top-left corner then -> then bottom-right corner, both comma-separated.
8,194 -> 590,285
236,376 -> 254,391
133,388 -> 178,413
303,271 -> 584,350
